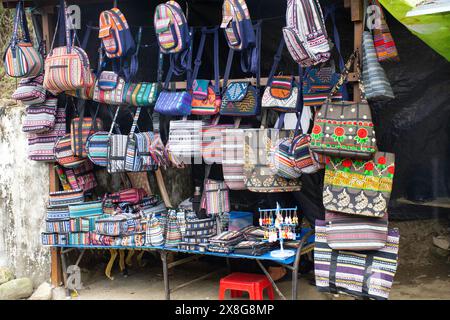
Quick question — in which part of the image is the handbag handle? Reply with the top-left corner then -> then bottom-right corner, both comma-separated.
325,50 -> 359,102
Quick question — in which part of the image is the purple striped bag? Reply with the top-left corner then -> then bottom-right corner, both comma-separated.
27,104 -> 66,162
201,179 -> 230,215
314,220 -> 399,300
12,74 -> 46,105
325,211 -> 388,251
222,128 -> 247,190
22,98 -> 57,133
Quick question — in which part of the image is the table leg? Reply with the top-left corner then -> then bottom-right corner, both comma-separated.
256,260 -> 286,300
226,258 -> 231,274
160,250 -> 170,300
60,250 -> 70,298
291,230 -> 315,300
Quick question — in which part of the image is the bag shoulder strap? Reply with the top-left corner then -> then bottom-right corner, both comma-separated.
267,37 -> 285,87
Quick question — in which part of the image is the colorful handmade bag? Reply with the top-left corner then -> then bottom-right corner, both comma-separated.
3,1 -> 43,78
65,71 -> 96,100
22,98 -> 57,134
106,188 -> 147,205
323,152 -> 395,217
45,219 -> 70,233
325,211 -> 388,251
46,206 -> 70,221
314,220 -> 399,300
222,128 -> 247,190
292,134 -> 322,174
309,51 -> 377,159
12,74 -> 46,105
64,161 -> 97,192
190,27 -> 221,115
146,215 -> 165,246
86,131 -> 109,167
70,102 -> 103,158
243,128 -> 302,193
201,120 -> 233,165
220,28 -> 261,117
27,105 -> 66,162
283,0 -> 330,67
123,82 -> 161,107
68,232 -> 91,245
269,136 -> 302,180
361,31 -> 394,101
68,200 -> 103,218
41,232 -> 68,246
121,233 -> 145,247
43,0 -> 93,93
165,209 -> 182,247
371,0 -> 399,63
93,71 -> 127,105
54,134 -> 86,168
49,189 -> 84,207
154,1 -> 190,54
261,39 -> 300,113
201,179 -> 230,215
99,7 -> 135,59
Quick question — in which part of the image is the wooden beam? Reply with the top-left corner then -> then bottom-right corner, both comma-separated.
344,0 -> 351,8
351,0 -> 364,102
49,164 -> 63,287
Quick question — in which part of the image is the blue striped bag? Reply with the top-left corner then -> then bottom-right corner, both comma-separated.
120,232 -> 146,246
86,131 -> 109,167
22,98 -> 57,134
46,219 -> 70,233
41,232 -> 68,245
46,206 -> 70,220
68,200 -> 103,218
68,232 -> 91,245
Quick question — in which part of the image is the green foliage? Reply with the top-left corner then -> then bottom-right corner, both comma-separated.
0,6 -> 15,99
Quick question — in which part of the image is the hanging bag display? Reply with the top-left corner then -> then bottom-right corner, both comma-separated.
323,151 -> 395,217
64,161 -> 97,192
70,100 -> 103,158
22,97 -> 57,134
190,27 -> 221,116
166,119 -> 203,165
43,0 -> 93,94
54,134 -> 86,168
3,0 -> 43,78
314,220 -> 399,300
201,118 -> 233,165
49,189 -> 84,207
220,21 -> 261,116
222,126 -> 247,190
200,179 -> 230,215
325,211 -> 389,251
12,74 -> 47,105
28,104 -> 66,162
283,0 -> 330,67
309,51 -> 377,159
261,38 -> 301,113
93,70 -> 127,105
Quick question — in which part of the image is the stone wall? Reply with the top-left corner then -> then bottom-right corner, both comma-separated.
0,100 -> 50,286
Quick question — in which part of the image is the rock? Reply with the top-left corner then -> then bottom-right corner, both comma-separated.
0,267 -> 14,285
52,286 -> 69,300
28,282 -> 52,300
0,278 -> 33,300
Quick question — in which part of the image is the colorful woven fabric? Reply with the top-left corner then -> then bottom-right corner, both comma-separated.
220,82 -> 258,116
201,179 -> 230,215
371,0 -> 399,62
107,134 -> 128,173
46,219 -> 70,233
314,220 -> 399,300
54,134 -> 86,168
123,82 -> 161,107
269,137 -> 301,179
167,120 -> 202,162
323,152 -> 395,217
155,91 -> 192,116
41,232 -> 68,245
191,81 -> 221,115
12,74 -> 46,105
86,131 -> 109,167
27,105 -> 66,162
90,232 -> 120,246
146,215 -> 165,246
49,189 -> 84,207
64,161 -> 97,192
292,134 -> 321,174
262,76 -> 299,112
222,128 -> 247,190
107,188 -> 147,205
68,200 -> 103,218
22,99 -> 57,133
303,67 -> 343,107
4,42 -> 43,78
121,232 -> 145,246
71,117 -> 103,158
325,211 -> 388,251
46,206 -> 70,221
221,0 -> 253,51
68,232 -> 91,245
154,1 -> 190,54
93,73 -> 127,105
165,209 -> 182,247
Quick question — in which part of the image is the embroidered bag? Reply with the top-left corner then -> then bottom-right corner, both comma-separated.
12,74 -> 46,105
99,7 -> 135,59
22,97 -> 57,134
222,128 -> 247,190
314,220 -> 399,300
43,0 -> 93,94
371,0 -> 399,63
27,104 -> 66,162
325,210 -> 389,251
261,38 -> 300,113
190,27 -> 221,115
323,152 -> 395,218
3,0 -> 43,78
361,31 -> 394,101
64,161 -> 97,192
220,23 -> 261,116
243,127 -> 302,193
309,51 -> 377,159
283,0 -> 330,67
200,179 -> 230,215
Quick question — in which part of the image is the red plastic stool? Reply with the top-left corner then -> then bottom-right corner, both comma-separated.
218,272 -> 275,300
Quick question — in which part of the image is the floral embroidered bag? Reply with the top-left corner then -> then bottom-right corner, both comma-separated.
323,152 -> 395,217
309,51 -> 377,160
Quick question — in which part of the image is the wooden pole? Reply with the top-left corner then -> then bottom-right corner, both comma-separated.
49,164 -> 63,287
351,0 -> 364,102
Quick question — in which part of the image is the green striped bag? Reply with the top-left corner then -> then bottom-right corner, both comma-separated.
68,200 -> 103,218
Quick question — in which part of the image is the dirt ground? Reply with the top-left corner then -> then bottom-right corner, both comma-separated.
67,250 -> 449,301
